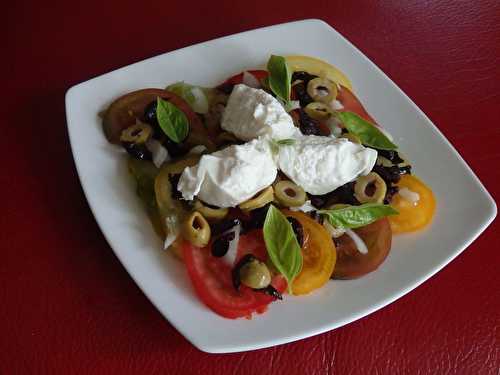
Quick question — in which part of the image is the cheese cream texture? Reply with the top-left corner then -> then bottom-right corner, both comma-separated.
178,84 -> 377,207
177,138 -> 277,208
278,136 -> 376,195
221,84 -> 299,141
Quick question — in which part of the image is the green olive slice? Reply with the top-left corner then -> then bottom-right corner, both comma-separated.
307,77 -> 338,104
154,154 -> 201,239
120,123 -> 152,144
304,102 -> 333,121
274,181 -> 306,207
354,172 -> 387,204
182,211 -> 211,247
239,186 -> 274,211
194,200 -> 228,221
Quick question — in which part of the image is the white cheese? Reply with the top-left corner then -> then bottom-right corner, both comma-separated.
221,84 -> 299,141
177,137 -> 277,208
278,136 -> 377,195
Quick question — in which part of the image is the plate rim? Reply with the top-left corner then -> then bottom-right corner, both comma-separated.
65,18 -> 497,353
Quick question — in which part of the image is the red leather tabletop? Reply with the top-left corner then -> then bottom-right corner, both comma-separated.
3,1 -> 500,373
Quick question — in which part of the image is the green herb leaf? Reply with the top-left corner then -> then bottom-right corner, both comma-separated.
275,97 -> 298,112
263,205 -> 303,294
268,138 -> 296,154
267,55 -> 292,102
283,100 -> 299,112
269,141 -> 279,155
156,97 -> 189,143
337,111 -> 398,150
319,203 -> 398,229
276,138 -> 296,146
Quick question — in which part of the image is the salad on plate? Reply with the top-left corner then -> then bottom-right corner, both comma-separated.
101,55 -> 436,319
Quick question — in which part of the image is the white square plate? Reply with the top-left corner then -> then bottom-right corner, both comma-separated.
65,19 -> 496,353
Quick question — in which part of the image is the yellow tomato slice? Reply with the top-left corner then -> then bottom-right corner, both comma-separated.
283,210 -> 336,295
285,55 -> 353,91
389,175 -> 436,233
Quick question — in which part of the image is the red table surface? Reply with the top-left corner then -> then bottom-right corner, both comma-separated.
3,1 -> 500,374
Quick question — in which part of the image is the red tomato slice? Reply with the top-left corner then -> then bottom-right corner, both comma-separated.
337,85 -> 377,124
234,229 -> 268,263
182,230 -> 285,319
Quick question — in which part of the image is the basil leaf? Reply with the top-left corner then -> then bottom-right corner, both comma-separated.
276,138 -> 296,146
269,138 -> 296,154
337,111 -> 398,150
267,55 -> 291,102
319,203 -> 398,229
156,97 -> 189,143
284,100 -> 300,113
263,205 -> 303,294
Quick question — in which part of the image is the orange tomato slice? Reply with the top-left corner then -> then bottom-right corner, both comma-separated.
389,175 -> 436,233
283,210 -> 336,295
